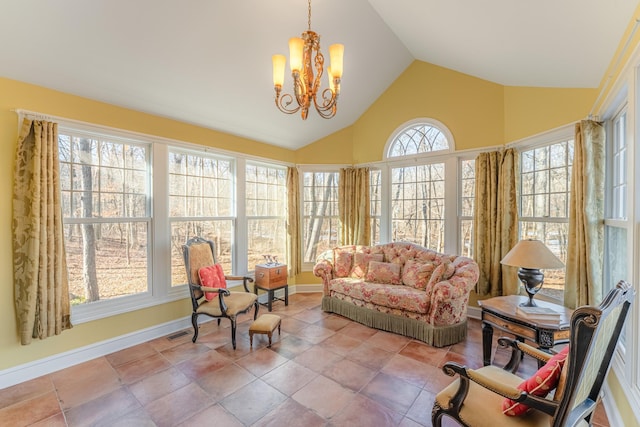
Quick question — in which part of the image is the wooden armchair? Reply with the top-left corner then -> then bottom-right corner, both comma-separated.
432,280 -> 634,427
182,236 -> 258,349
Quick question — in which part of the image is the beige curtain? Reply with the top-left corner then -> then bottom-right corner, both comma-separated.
339,167 -> 370,246
13,119 -> 72,345
565,120 -> 605,308
473,148 -> 519,297
286,167 -> 301,277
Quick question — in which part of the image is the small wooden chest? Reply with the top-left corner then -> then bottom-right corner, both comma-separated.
255,264 -> 287,290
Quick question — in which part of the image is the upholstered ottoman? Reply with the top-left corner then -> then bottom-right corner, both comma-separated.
249,314 -> 281,348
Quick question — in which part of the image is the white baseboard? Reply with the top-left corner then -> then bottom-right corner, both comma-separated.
467,305 -> 481,320
0,316 -> 193,389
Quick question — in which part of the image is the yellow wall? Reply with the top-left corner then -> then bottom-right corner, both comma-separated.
0,77 -> 295,371
504,87 -> 597,142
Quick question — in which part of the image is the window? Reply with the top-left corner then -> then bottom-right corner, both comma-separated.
302,171 -> 339,264
460,159 -> 475,258
391,163 -> 446,251
385,120 -> 457,253
59,130 -> 151,305
168,149 -> 235,284
519,139 -> 573,301
388,122 -> 451,157
370,168 -> 382,245
246,162 -> 287,269
604,109 -> 628,351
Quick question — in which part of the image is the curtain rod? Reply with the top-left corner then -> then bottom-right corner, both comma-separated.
589,18 -> 640,117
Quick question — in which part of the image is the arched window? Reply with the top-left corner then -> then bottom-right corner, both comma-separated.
386,119 -> 454,159
380,119 -> 458,252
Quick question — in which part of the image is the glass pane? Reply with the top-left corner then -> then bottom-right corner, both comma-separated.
170,220 -> 234,286
248,218 -> 286,270
65,222 -> 149,305
460,219 -> 473,258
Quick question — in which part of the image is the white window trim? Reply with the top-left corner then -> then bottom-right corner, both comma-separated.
48,115 -> 292,324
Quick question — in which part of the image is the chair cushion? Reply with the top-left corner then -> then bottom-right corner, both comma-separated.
435,366 -> 553,427
197,291 -> 257,316
502,346 -> 570,416
198,264 -> 227,301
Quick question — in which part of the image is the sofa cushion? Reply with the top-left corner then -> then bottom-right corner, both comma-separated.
350,252 -> 384,278
366,261 -> 402,285
402,259 -> 436,289
329,278 -> 429,314
427,261 -> 456,290
333,246 -> 355,277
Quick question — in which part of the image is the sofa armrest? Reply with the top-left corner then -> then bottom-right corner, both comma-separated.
313,256 -> 335,295
428,257 -> 479,326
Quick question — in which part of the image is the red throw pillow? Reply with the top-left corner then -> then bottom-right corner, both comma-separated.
502,346 -> 569,416
198,264 -> 227,301
214,263 -> 227,288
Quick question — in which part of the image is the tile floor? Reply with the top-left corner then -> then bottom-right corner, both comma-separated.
0,292 -> 611,426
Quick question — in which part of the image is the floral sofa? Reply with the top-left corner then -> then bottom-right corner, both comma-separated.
313,242 -> 479,347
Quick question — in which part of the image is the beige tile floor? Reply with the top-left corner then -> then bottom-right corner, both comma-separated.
0,292 -> 610,426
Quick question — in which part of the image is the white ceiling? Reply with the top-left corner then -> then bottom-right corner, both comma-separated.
0,0 -> 637,150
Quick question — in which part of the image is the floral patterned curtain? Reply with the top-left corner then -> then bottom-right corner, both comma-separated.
286,167 -> 301,277
13,118 -> 72,345
339,167 -> 370,246
473,148 -> 519,297
565,120 -> 605,308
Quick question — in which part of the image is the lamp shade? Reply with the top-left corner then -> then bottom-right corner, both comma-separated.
500,239 -> 564,269
272,54 -> 286,87
328,43 -> 344,78
288,37 -> 304,72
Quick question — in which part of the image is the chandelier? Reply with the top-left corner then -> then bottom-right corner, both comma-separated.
272,0 -> 344,119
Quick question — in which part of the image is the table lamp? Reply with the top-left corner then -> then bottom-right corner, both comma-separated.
500,239 -> 564,307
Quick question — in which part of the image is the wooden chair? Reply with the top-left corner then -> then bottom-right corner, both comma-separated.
432,280 -> 634,427
182,236 -> 258,349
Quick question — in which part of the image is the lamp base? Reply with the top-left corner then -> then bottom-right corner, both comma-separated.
517,267 -> 544,307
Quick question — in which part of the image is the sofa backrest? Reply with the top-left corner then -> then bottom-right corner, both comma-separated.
317,242 -> 466,290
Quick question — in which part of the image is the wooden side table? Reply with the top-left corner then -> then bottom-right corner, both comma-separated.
254,263 -> 289,312
478,295 -> 573,367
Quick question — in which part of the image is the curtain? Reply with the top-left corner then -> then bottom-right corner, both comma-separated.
13,118 -> 72,345
565,120 -> 605,308
286,166 -> 301,277
339,167 -> 370,246
473,148 -> 519,297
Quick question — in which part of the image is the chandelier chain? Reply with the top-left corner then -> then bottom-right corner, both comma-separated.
307,0 -> 312,31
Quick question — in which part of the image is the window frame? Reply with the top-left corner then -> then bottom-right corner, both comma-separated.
54,118 -> 291,325
299,165 -> 342,270
511,125 -> 575,304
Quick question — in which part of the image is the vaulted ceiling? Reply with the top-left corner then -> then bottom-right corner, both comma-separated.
1,0 -> 637,149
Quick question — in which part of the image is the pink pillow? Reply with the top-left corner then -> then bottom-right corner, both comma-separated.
365,261 -> 402,285
402,259 -> 436,289
502,346 -> 570,416
198,264 -> 227,301
350,252 -> 384,278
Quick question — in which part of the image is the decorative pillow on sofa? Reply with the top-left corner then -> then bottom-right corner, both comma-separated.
365,261 -> 402,285
502,346 -> 570,416
333,248 -> 354,277
426,261 -> 456,290
198,264 -> 227,301
350,253 -> 384,278
402,259 -> 435,289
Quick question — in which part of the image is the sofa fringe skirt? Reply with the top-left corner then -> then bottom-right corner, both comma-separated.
322,296 -> 467,347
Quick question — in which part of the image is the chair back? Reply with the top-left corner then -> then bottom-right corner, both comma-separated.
182,237 -> 218,306
553,280 -> 634,427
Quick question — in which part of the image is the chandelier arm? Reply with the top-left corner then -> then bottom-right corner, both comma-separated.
275,91 -> 301,115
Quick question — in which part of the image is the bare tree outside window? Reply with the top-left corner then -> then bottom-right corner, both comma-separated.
59,133 -> 150,305
519,140 -> 573,300
168,151 -> 234,285
246,163 -> 287,270
303,171 -> 339,263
